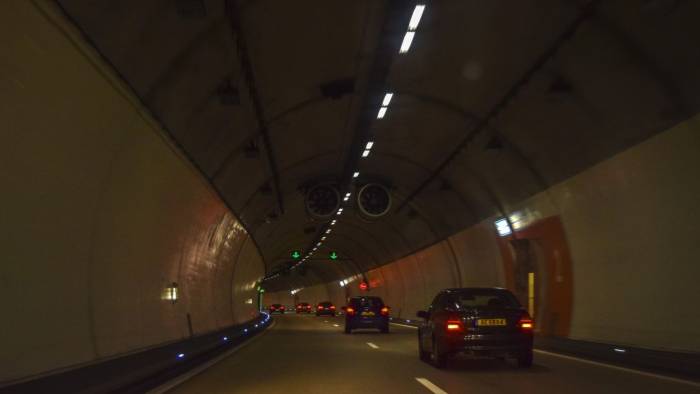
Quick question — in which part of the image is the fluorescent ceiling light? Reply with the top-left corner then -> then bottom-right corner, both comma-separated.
494,218 -> 512,236
399,31 -> 415,53
408,5 -> 426,31
362,150 -> 371,158
326,229 -> 332,234
343,197 -> 349,202
353,172 -> 359,178
345,192 -> 351,197
382,93 -> 393,106
365,141 -> 374,150
377,107 -> 387,119
322,236 -> 326,240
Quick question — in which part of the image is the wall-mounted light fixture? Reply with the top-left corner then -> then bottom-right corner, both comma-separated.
164,282 -> 179,303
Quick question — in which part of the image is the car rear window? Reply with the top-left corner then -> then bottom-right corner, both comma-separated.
447,290 -> 520,309
319,301 -> 332,306
350,297 -> 384,308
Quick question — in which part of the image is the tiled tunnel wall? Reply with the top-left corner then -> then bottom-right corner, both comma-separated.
0,1 -> 264,384
270,113 -> 700,353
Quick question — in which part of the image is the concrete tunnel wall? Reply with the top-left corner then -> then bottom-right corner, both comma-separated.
0,1 -> 264,384
270,113 -> 700,353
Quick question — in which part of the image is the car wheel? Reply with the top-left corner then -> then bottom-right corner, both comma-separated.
517,350 -> 533,368
431,336 -> 447,369
418,332 -> 430,362
344,325 -> 352,334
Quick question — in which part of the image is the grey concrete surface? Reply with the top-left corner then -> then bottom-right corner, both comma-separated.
168,314 -> 699,394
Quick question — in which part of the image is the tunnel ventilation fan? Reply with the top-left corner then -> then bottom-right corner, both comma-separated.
305,184 -> 340,218
357,183 -> 392,218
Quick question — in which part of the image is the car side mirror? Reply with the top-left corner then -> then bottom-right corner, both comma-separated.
416,310 -> 429,319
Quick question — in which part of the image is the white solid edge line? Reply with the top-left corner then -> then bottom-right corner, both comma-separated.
390,322 -> 418,329
533,350 -> 700,388
391,323 -> 699,387
415,377 -> 448,394
146,320 -> 277,394
367,342 -> 379,349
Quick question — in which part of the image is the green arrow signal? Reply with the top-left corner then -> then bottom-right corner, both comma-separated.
329,251 -> 338,260
291,250 -> 301,259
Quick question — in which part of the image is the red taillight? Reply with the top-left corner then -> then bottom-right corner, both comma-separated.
518,316 -> 534,332
380,306 -> 389,316
307,305 -> 311,309
330,305 -> 336,310
346,307 -> 355,316
280,306 -> 285,310
270,306 -> 276,310
318,305 -> 323,310
446,320 -> 464,332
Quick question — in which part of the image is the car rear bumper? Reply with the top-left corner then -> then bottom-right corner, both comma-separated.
316,310 -> 335,315
347,316 -> 388,327
445,334 -> 532,356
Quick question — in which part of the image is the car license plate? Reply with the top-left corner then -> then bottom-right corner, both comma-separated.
361,311 -> 375,316
476,318 -> 506,326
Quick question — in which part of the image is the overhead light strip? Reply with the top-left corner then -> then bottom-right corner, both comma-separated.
382,93 -> 393,106
408,5 -> 425,31
399,31 -> 415,53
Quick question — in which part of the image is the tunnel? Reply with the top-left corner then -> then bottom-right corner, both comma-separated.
1,0 -> 699,393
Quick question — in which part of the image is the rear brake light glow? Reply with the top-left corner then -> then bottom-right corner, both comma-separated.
380,306 -> 389,316
518,316 -> 534,331
446,319 -> 464,333
346,307 -> 355,315
318,305 -> 323,309
330,305 -> 336,310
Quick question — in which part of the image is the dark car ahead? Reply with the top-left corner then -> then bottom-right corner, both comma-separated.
316,301 -> 336,316
296,302 -> 312,313
417,288 -> 533,368
344,296 -> 389,334
268,303 -> 285,314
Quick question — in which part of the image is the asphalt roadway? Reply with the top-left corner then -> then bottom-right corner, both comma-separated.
162,313 -> 700,394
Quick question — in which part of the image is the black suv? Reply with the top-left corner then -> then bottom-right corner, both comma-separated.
417,288 -> 533,368
344,296 -> 390,334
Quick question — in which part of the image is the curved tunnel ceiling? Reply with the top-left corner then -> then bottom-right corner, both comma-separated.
57,0 -> 700,291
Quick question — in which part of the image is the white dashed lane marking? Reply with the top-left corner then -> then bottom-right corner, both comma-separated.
367,342 -> 379,349
415,377 -> 448,394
